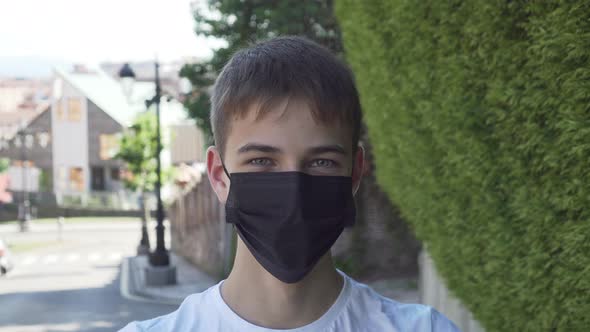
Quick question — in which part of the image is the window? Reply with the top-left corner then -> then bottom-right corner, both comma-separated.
99,134 -> 119,160
69,167 -> 84,191
91,167 -> 105,191
39,169 -> 52,192
110,167 -> 120,181
67,98 -> 82,121
55,99 -> 65,120
37,132 -> 51,148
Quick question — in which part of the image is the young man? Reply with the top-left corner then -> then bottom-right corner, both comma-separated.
120,36 -> 459,331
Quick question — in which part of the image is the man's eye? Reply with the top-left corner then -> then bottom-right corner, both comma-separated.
248,158 -> 273,166
309,159 -> 336,168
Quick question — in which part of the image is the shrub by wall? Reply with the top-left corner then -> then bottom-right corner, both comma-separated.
336,1 -> 590,331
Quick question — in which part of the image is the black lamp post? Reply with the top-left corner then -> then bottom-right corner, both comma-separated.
119,62 -> 170,267
16,126 -> 32,232
145,61 -> 170,267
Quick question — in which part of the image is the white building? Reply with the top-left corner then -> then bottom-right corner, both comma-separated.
50,65 -> 200,206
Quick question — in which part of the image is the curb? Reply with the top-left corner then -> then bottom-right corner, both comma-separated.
119,257 -> 182,306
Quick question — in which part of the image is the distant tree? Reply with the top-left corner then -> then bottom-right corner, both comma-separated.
115,112 -> 175,196
180,0 -> 342,144
115,113 -> 159,192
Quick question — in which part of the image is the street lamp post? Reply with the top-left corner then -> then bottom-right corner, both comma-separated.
146,61 -> 169,267
119,62 -> 176,285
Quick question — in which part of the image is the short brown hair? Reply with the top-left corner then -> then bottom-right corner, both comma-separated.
211,36 -> 362,158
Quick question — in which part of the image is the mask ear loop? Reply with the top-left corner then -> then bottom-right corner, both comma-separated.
219,157 -> 236,230
219,155 -> 231,178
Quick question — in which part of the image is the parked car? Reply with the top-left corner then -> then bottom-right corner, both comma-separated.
0,238 -> 14,275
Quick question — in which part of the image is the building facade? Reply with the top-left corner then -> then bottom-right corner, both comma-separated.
51,73 -> 124,195
0,64 -> 204,209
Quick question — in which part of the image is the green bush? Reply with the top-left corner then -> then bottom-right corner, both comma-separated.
0,158 -> 9,173
336,1 -> 590,331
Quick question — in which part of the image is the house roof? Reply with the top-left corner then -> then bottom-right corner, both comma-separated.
0,103 -> 49,140
54,67 -> 188,127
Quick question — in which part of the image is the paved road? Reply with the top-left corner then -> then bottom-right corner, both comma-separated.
0,219 -> 177,332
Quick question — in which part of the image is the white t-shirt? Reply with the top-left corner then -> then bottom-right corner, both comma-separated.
120,272 -> 460,332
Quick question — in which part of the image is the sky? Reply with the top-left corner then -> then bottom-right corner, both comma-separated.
0,0 -> 223,75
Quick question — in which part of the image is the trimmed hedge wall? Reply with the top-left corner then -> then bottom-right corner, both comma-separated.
336,1 -> 590,331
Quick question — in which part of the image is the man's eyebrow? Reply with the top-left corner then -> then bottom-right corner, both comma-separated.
307,145 -> 347,155
237,143 -> 282,154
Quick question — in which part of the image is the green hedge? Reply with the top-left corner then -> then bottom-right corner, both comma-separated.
336,1 -> 590,331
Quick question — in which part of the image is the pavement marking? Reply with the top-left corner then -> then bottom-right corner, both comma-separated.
108,252 -> 122,261
21,255 -> 38,265
65,253 -> 80,262
17,251 -> 132,266
15,251 -> 127,266
42,254 -> 59,265
88,253 -> 102,261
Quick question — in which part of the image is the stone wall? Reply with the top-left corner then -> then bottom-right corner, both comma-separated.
168,174 -> 233,279
333,132 -> 422,281
419,249 -> 485,332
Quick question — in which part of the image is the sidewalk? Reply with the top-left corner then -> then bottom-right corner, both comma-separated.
120,252 -> 217,305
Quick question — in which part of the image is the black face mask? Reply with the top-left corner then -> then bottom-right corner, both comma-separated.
223,166 -> 356,284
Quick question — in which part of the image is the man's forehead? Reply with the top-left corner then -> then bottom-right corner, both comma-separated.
233,97 -> 349,127
235,142 -> 348,155
223,97 -> 353,157
226,123 -> 352,158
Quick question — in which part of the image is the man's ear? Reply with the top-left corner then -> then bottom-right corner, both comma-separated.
352,144 -> 365,195
206,146 -> 230,204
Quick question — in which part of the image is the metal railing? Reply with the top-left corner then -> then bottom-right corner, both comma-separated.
55,191 -> 156,211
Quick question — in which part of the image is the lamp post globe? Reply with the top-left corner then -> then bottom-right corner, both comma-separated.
118,63 -> 136,101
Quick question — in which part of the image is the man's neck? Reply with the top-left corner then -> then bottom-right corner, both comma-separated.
220,240 -> 344,329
